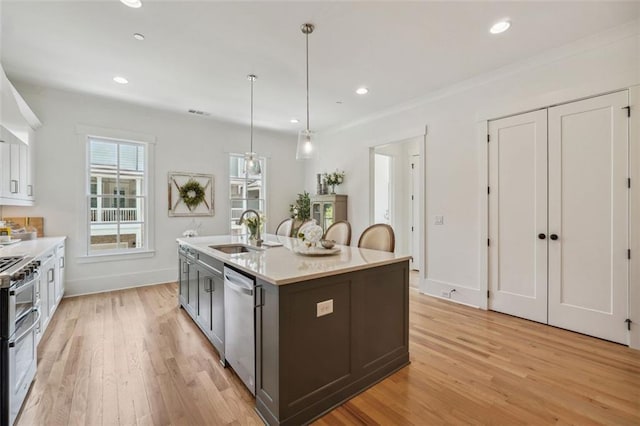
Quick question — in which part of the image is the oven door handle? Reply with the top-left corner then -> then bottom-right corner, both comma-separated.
9,308 -> 41,348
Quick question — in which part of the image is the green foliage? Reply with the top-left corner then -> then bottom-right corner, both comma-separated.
289,191 -> 311,221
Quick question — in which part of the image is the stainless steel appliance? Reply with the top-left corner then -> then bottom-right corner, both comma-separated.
223,266 -> 256,395
0,256 -> 41,425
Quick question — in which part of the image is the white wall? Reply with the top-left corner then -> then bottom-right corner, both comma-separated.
307,22 -> 640,309
3,83 -> 304,296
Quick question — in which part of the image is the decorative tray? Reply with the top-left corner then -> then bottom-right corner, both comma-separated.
0,239 -> 22,246
292,246 -> 341,256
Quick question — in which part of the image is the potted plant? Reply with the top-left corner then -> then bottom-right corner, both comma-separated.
323,170 -> 345,194
289,191 -> 311,234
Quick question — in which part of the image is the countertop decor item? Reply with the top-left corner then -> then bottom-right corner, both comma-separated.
168,172 -> 214,217
243,74 -> 262,175
295,23 -> 317,160
320,239 -> 335,249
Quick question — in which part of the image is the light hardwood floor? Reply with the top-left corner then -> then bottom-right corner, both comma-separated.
18,283 -> 640,425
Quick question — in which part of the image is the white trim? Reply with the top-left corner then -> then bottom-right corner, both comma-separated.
478,120 -> 489,310
425,278 -> 481,308
76,124 -> 156,259
76,124 -> 156,144
323,19 -> 640,136
76,250 -> 156,264
629,85 -> 640,349
64,267 -> 176,297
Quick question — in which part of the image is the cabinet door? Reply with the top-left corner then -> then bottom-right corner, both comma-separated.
211,273 -> 225,355
55,243 -> 65,302
187,260 -> 198,315
36,264 -> 48,343
9,142 -> 19,195
47,264 -> 56,317
197,266 -> 212,334
38,252 -> 55,335
178,255 -> 189,306
0,140 -> 10,196
322,203 -> 334,231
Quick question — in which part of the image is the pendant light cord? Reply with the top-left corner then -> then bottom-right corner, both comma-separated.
306,29 -> 310,132
250,76 -> 254,152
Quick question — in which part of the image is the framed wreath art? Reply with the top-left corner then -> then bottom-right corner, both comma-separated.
168,172 -> 214,217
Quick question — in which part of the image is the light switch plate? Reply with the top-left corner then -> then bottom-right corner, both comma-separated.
317,299 -> 334,317
435,215 -> 444,225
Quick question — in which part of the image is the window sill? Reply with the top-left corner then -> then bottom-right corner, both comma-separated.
77,250 -> 156,264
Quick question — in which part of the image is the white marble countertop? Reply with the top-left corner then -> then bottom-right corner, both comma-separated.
0,237 -> 66,259
176,234 -> 411,285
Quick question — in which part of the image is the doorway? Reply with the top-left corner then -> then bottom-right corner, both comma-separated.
371,136 -> 423,274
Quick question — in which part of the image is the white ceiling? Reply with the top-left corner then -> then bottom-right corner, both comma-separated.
2,1 -> 639,133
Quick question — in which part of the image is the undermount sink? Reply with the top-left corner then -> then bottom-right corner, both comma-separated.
209,244 -> 263,254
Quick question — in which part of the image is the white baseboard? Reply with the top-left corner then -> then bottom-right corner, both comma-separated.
423,278 -> 483,308
65,268 -> 177,297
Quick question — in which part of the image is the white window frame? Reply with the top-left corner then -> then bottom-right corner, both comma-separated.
228,153 -> 267,234
76,124 -> 156,263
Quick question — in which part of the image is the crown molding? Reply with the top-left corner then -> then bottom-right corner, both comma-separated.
322,19 -> 640,136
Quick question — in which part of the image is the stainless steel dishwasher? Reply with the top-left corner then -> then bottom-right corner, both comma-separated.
223,266 -> 256,395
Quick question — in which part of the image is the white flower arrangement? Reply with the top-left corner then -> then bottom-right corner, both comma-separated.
324,170 -> 345,186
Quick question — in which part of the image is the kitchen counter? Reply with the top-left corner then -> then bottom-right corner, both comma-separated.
0,237 -> 66,258
176,234 -> 411,285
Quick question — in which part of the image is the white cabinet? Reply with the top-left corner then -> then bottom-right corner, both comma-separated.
0,63 -> 39,206
55,242 -> 65,303
36,250 -> 55,343
0,127 -> 35,205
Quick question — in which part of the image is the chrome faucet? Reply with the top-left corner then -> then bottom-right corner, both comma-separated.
238,209 -> 263,247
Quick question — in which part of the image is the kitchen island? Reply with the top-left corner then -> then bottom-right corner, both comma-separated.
176,234 -> 410,426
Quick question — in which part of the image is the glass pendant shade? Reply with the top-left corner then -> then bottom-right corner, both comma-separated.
244,152 -> 262,175
296,129 -> 316,160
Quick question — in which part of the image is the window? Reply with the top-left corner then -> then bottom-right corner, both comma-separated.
229,154 -> 266,234
87,137 -> 148,254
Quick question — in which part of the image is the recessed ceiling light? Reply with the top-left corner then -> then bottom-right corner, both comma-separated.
133,33 -> 145,41
290,118 -> 299,124
113,76 -> 129,84
356,87 -> 369,95
120,0 -> 142,8
490,20 -> 511,34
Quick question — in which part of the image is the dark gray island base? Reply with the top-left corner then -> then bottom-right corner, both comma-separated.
255,260 -> 410,425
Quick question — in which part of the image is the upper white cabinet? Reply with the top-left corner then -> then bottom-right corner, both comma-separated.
0,63 -> 39,205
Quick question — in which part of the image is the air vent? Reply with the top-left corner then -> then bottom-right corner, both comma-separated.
188,109 -> 210,116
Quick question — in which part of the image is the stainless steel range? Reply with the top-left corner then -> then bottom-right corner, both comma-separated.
0,255 -> 41,426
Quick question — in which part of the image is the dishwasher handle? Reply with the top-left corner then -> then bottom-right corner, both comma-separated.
225,274 -> 254,296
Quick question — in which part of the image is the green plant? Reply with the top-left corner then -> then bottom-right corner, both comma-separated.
289,191 -> 311,221
242,214 -> 265,237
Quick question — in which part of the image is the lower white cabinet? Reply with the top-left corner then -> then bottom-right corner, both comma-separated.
36,249 -> 55,342
55,242 -> 65,303
35,243 -> 65,344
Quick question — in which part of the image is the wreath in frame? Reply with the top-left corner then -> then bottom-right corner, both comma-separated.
179,179 -> 206,210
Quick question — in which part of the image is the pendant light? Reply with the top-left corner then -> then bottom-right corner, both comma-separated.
244,74 -> 262,175
296,23 -> 317,160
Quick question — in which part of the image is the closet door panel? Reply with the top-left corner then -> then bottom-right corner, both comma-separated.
489,110 -> 548,323
548,90 -> 628,344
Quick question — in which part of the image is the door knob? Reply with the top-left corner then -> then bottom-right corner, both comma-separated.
538,233 -> 546,240
550,234 -> 559,240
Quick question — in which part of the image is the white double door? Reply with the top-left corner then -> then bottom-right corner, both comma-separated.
488,91 -> 629,344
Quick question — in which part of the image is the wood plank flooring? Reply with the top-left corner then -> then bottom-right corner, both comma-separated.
18,283 -> 640,425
